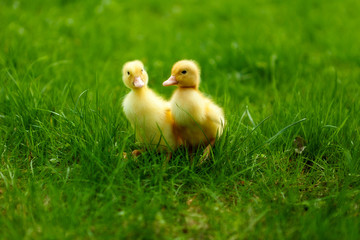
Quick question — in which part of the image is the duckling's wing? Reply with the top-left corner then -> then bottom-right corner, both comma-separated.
205,100 -> 224,123
205,100 -> 226,135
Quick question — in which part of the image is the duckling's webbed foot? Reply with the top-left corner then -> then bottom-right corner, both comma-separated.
132,149 -> 144,157
162,152 -> 173,169
199,139 -> 216,165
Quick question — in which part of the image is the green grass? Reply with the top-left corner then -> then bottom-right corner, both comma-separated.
1,0 -> 360,239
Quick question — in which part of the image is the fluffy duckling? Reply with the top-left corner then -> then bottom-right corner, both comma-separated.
163,60 -> 225,157
122,60 -> 178,155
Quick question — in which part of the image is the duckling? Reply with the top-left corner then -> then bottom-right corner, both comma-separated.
163,60 -> 225,159
122,60 -> 178,156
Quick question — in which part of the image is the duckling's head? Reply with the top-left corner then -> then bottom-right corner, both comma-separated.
122,60 -> 148,90
163,60 -> 200,89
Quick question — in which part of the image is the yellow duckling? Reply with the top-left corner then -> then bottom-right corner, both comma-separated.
163,60 -> 225,157
122,60 -> 178,155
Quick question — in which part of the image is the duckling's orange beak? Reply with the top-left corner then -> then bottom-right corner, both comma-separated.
133,76 -> 144,88
163,75 -> 178,86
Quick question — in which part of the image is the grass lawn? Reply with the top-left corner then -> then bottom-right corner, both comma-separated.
1,0 -> 360,239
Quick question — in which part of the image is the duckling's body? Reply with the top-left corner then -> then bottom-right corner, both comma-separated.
163,60 -> 225,148
122,60 -> 177,151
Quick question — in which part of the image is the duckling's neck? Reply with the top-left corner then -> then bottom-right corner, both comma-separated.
179,86 -> 198,90
132,86 -> 148,95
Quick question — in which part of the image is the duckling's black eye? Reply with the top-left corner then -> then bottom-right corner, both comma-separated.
127,71 -> 130,75
181,70 -> 187,74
